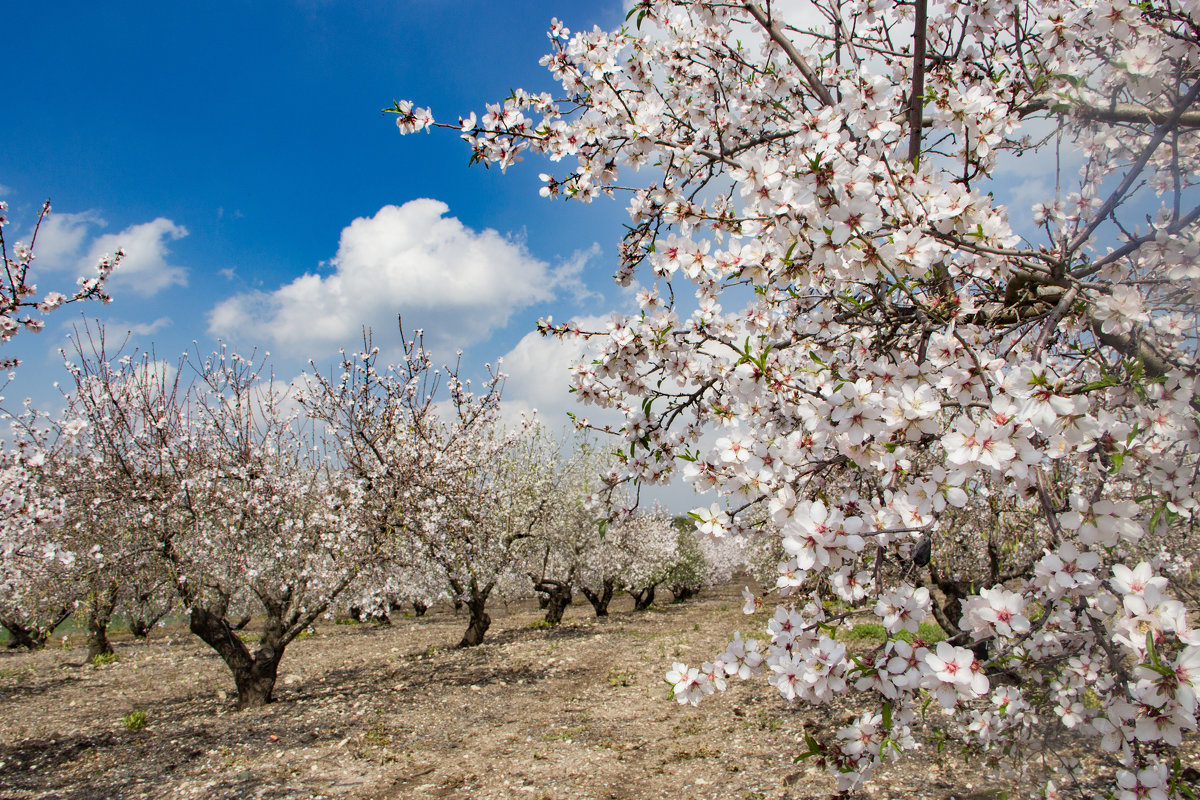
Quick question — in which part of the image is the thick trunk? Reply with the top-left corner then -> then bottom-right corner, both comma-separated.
670,585 -> 700,603
86,618 -> 113,661
1,609 -> 70,650
630,585 -> 656,612
412,600 -> 428,617
233,653 -> 281,708
459,589 -> 492,648
86,583 -> 120,661
188,606 -> 284,709
534,578 -> 572,626
127,593 -> 171,638
580,578 -> 614,617
3,621 -> 47,650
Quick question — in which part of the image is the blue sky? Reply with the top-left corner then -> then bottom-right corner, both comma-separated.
2,1 -> 645,443
1,1 -> 1091,513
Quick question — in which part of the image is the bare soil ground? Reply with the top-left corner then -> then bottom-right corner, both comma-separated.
0,584 -> 1184,800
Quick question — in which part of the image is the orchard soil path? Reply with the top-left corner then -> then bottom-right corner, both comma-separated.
0,584 -> 1177,800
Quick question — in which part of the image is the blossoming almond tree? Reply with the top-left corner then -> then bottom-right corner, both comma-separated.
395,0 -> 1200,793
65,329 -> 372,708
0,199 -> 120,642
0,406 -> 93,650
300,329 -> 537,648
0,200 -> 119,369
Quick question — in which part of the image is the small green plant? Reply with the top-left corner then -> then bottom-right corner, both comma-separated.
744,710 -> 783,732
122,709 -> 147,730
542,723 -> 589,742
92,651 -> 119,666
0,666 -> 35,680
526,619 -> 553,630
607,667 -> 636,687
237,631 -> 261,643
294,626 -> 316,640
364,713 -> 390,746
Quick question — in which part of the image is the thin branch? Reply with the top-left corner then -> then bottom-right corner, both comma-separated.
1067,80 -> 1200,255
742,2 -> 835,108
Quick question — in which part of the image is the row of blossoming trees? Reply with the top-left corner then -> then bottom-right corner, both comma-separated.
0,314 -> 739,708
391,0 -> 1200,795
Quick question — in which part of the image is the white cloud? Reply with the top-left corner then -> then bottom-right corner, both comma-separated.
496,315 -> 620,431
87,218 -> 188,296
30,211 -> 106,270
27,211 -> 188,297
208,198 -> 571,358
107,316 -> 174,338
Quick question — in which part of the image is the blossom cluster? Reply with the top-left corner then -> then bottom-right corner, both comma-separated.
398,0 -> 1200,793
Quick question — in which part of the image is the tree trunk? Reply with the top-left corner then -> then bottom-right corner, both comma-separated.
1,609 -> 70,650
670,585 -> 699,603
629,585 -> 656,612
233,652 -> 281,708
188,606 -> 284,709
412,600 -> 428,617
2,620 -> 47,650
86,583 -> 120,661
533,578 -> 572,626
127,588 -> 172,638
86,618 -> 113,661
580,578 -> 614,617
459,587 -> 492,647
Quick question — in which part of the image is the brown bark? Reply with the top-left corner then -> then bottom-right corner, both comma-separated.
188,606 -> 283,708
580,578 -> 615,617
458,584 -> 493,647
533,577 -> 572,626
85,583 -> 120,661
1,609 -> 71,651
670,585 -> 700,603
629,585 -> 656,612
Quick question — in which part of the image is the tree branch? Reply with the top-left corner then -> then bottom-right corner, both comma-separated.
742,2 -> 835,108
907,0 -> 928,163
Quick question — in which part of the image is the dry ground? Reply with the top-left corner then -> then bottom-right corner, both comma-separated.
0,584 -> 1172,800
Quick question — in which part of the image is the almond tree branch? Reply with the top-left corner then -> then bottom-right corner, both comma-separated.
743,2 -> 836,108
907,0 -> 928,163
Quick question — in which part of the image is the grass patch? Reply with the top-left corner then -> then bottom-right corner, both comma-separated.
364,716 -> 391,746
122,709 -> 147,730
542,724 -> 589,742
92,651 -> 119,666
606,667 -> 636,687
526,619 -> 554,630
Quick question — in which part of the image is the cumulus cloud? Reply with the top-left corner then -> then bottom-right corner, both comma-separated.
496,315 -> 620,431
208,199 -> 574,358
29,211 -> 106,271
87,218 -> 188,296
29,211 -> 188,296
